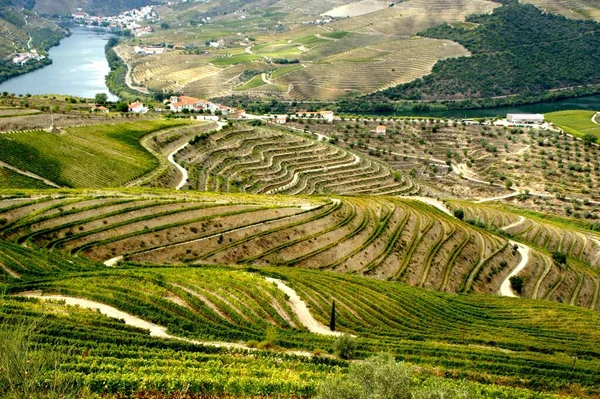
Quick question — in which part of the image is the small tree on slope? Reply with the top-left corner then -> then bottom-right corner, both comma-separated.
330,300 -> 336,332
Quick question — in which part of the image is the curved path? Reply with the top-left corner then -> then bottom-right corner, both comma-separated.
17,292 -> 314,356
498,242 -> 530,297
169,121 -> 227,190
410,196 -> 532,298
592,112 -> 599,125
501,216 -> 526,232
168,142 -> 190,190
265,278 -> 343,336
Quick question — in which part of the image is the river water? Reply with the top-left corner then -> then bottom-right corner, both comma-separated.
404,95 -> 600,118
0,27 -> 118,101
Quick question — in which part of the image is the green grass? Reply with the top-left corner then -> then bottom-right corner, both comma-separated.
233,74 -> 266,91
1,245 -> 599,397
320,31 -> 349,39
210,53 -> 263,66
272,64 -> 304,80
545,110 -> 600,140
0,120 -> 190,188
0,167 -> 51,189
449,22 -> 478,30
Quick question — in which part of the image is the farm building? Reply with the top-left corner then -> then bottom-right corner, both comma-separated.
295,110 -> 335,122
134,46 -> 165,55
128,102 -> 148,113
376,125 -> 387,135
169,96 -> 211,112
275,115 -> 288,124
91,105 -> 109,113
195,115 -> 220,121
507,114 -> 544,124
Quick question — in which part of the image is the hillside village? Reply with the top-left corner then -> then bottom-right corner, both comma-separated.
72,5 -> 159,36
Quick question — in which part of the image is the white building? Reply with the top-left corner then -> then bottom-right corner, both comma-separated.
195,115 -> 220,121
376,125 -> 387,135
507,114 -> 544,124
128,101 -> 148,113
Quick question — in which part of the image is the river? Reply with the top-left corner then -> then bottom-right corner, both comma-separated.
0,27 -> 118,101
402,95 -> 600,118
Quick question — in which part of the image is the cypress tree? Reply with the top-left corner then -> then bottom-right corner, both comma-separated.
329,300 -> 336,331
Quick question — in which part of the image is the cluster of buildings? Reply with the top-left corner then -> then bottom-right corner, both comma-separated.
12,49 -> 45,65
72,6 -> 158,37
134,46 -> 166,55
166,96 -> 246,118
302,15 -> 335,25
274,111 -> 335,124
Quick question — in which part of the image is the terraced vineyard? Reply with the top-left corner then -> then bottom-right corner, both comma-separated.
275,37 -> 469,100
2,223 -> 600,397
0,191 -> 541,298
326,0 -> 499,36
120,0 -> 499,101
521,0 -> 600,21
0,120 -> 192,188
446,200 -> 600,309
176,125 -> 422,195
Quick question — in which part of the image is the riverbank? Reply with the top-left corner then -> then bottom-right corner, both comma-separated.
105,39 -> 152,101
218,91 -> 600,119
0,27 -> 117,101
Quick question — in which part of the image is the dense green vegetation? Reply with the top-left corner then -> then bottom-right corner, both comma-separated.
0,120 -> 189,187
371,1 -> 600,101
546,110 -> 600,140
0,167 -> 51,189
0,234 -> 598,397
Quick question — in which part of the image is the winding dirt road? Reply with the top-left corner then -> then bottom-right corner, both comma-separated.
498,242 -> 530,297
265,278 -> 343,336
168,121 -> 227,190
17,292 -> 313,355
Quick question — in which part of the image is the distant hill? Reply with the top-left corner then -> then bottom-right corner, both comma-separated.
30,0 -> 161,16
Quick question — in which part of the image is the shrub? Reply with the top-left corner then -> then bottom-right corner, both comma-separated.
453,208 -> 465,220
552,251 -> 567,265
316,353 -> 478,399
334,334 -> 356,360
509,276 -> 524,294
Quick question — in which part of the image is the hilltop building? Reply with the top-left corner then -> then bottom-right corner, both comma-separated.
168,96 -> 210,112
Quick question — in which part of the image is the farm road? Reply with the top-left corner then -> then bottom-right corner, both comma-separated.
498,242 -> 530,297
169,121 -> 227,190
17,291 -> 316,357
265,277 -> 343,336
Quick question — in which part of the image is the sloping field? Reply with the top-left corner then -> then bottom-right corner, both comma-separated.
276,37 -> 469,100
2,234 -> 600,397
0,191 -> 538,300
546,110 -> 600,140
447,200 -> 600,309
521,0 -> 600,21
0,120 -> 190,188
321,0 -> 390,17
175,125 -> 421,195
327,0 -> 500,35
